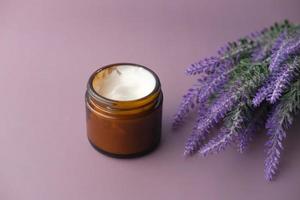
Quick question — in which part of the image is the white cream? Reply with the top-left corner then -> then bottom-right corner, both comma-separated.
92,65 -> 156,101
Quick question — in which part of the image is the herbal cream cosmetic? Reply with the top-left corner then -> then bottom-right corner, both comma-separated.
85,63 -> 163,158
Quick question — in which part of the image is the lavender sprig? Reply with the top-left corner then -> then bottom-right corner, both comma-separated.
186,56 -> 220,75
173,87 -> 201,129
197,60 -> 234,102
268,31 -> 288,71
199,102 -> 249,156
251,21 -> 290,62
265,79 -> 300,180
184,60 -> 269,156
250,29 -> 273,61
253,56 -> 300,106
252,67 -> 285,107
269,30 -> 300,72
252,84 -> 271,107
236,126 -> 255,154
199,128 -> 232,155
198,89 -> 238,131
184,90 -> 238,156
184,106 -> 209,155
174,21 -> 300,181
268,56 -> 300,103
264,110 -> 286,181
235,104 -> 268,153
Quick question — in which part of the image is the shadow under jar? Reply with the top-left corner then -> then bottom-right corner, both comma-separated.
85,63 -> 163,158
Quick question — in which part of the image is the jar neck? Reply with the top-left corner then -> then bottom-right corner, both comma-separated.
86,90 -> 162,117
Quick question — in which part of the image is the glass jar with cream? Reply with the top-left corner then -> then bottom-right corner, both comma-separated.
85,63 -> 163,158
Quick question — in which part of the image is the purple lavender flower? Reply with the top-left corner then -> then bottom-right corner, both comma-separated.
264,108 -> 287,181
272,31 -> 288,52
197,90 -> 238,133
172,87 -> 200,129
217,43 -> 231,57
236,124 -> 255,154
184,106 -> 209,156
267,58 -> 299,103
177,58 -> 235,132
184,132 -> 205,156
264,127 -> 285,181
236,108 -> 265,153
252,84 -> 270,107
199,128 -> 232,156
264,79 -> 300,181
285,32 -> 300,55
184,89 -> 239,156
197,73 -> 227,102
269,32 -> 300,72
186,56 -> 220,75
250,29 -> 269,61
269,31 -> 288,71
251,46 -> 267,62
217,37 -> 257,59
199,101 -> 247,155
174,21 -> 300,181
253,56 -> 299,106
196,59 -> 234,104
252,77 -> 278,107
253,69 -> 283,107
249,30 -> 265,41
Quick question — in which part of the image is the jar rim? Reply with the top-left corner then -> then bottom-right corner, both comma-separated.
87,63 -> 161,109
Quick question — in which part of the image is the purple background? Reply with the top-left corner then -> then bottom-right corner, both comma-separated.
1,0 -> 300,199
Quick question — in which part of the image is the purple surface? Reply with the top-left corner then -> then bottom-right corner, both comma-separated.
1,0 -> 300,199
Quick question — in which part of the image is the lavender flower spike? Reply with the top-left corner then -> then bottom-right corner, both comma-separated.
199,128 -> 232,156
197,90 -> 238,133
200,117 -> 245,156
236,124 -> 255,154
265,79 -> 300,181
186,56 -> 220,75
173,21 -> 300,181
264,110 -> 286,181
184,90 -> 239,156
267,56 -> 300,104
268,65 -> 297,104
269,31 -> 300,72
184,132 -> 205,156
184,106 -> 209,156
200,101 -> 247,156
196,60 -> 233,104
250,29 -> 268,61
173,87 -> 200,129
252,57 -> 299,106
252,85 -> 269,107
269,31 -> 288,71
236,108 -> 265,153
284,34 -> 300,55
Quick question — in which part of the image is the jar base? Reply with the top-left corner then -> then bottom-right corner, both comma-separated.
88,138 -> 160,159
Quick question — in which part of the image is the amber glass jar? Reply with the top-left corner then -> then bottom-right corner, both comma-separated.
85,63 -> 163,158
